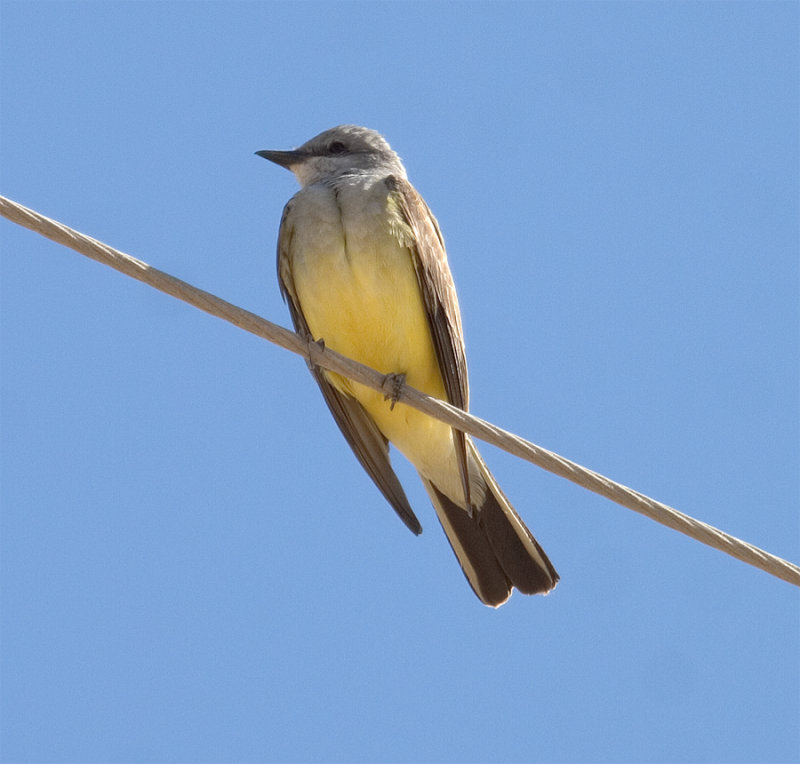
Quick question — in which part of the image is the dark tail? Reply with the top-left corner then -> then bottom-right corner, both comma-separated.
422,449 -> 558,607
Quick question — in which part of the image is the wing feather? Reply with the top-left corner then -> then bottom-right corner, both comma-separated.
276,200 -> 422,535
385,176 -> 471,508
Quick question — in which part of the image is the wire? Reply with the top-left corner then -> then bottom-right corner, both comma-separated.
2,193 -> 798,588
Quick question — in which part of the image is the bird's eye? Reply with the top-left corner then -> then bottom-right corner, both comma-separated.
328,141 -> 347,155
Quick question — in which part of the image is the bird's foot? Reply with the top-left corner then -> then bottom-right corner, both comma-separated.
383,372 -> 406,411
305,335 -> 326,370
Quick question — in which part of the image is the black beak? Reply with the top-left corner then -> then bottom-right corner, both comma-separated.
255,149 -> 303,170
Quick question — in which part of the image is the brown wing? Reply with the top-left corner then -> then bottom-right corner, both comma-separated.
276,199 -> 422,535
385,176 -> 471,508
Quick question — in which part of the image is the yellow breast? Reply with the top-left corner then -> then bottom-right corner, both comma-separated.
283,177 -> 458,487
287,180 -> 447,402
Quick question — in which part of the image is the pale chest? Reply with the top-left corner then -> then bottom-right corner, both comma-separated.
282,180 -> 440,391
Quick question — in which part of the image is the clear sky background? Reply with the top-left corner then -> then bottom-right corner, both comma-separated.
1,3 -> 798,763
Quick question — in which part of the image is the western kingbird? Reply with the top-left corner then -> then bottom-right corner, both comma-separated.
257,125 -> 558,606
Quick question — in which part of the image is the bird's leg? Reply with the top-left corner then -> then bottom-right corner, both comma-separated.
305,334 -> 326,371
383,372 -> 406,411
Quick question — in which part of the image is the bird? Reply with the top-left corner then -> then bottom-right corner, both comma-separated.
257,125 -> 558,606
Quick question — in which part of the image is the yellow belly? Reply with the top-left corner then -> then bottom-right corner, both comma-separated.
287,181 -> 456,479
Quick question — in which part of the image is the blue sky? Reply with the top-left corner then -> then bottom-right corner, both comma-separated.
1,2 -> 798,763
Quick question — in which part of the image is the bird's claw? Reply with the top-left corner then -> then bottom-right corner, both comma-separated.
383,372 -> 406,411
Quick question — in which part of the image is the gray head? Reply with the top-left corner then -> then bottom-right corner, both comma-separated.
256,125 -> 407,187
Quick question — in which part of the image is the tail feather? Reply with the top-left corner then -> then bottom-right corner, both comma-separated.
478,460 -> 559,596
422,452 -> 558,607
424,479 -> 512,606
